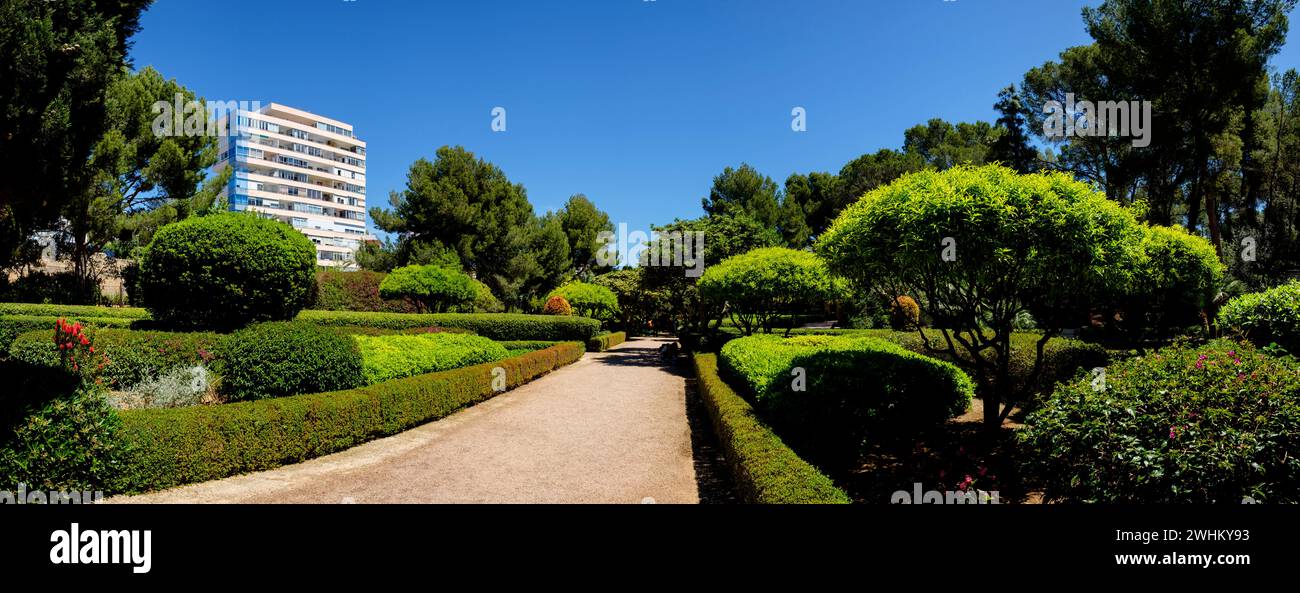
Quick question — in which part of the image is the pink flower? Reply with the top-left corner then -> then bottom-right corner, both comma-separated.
1169,427 -> 1177,439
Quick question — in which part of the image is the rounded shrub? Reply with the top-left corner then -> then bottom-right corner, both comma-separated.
139,213 -> 316,329
889,296 -> 920,331
1120,225 -> 1223,337
1020,339 -> 1300,503
548,281 -> 618,319
720,334 -> 974,468
1219,280 -> 1300,354
542,295 -> 573,316
697,247 -> 836,335
219,321 -> 365,401
378,265 -> 478,313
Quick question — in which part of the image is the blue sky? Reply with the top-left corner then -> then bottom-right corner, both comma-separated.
129,0 -> 1300,240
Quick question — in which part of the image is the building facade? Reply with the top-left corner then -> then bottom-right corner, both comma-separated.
214,103 -> 371,266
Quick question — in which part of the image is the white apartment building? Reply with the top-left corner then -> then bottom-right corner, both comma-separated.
214,103 -> 371,267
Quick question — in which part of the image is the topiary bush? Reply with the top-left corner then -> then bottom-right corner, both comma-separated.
378,265 -> 478,313
548,281 -> 618,320
697,247 -> 836,336
296,310 -> 601,341
1218,280 -> 1300,355
139,213 -> 316,329
219,321 -> 364,401
889,296 -> 920,331
1019,340 -> 1300,503
543,295 -> 573,316
720,334 -> 974,468
355,333 -> 509,384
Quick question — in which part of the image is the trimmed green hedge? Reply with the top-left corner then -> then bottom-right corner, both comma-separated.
8,328 -> 224,389
219,322 -> 365,401
586,331 -> 627,352
693,354 -> 849,504
720,334 -> 974,467
0,303 -> 149,319
1,316 -> 136,351
112,342 -> 586,494
355,333 -> 509,384
297,310 -> 601,341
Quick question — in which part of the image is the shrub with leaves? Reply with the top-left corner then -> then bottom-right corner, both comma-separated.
139,213 -> 316,329
542,295 -> 573,316
548,281 -> 618,320
219,321 -> 365,401
698,247 -> 837,335
1218,280 -> 1300,355
355,333 -> 509,384
0,387 -> 125,492
1020,340 -> 1300,503
889,296 -> 920,331
378,265 -> 478,313
720,334 -> 973,467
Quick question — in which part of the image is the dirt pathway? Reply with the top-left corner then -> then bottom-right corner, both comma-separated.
110,338 -> 707,504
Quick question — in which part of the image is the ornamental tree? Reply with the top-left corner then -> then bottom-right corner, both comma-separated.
816,165 -> 1145,429
548,281 -> 618,320
697,247 -> 838,336
378,265 -> 477,313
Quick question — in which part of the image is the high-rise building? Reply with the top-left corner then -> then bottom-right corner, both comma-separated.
213,103 -> 371,267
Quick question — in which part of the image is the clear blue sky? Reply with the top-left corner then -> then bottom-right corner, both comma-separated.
128,0 -> 1300,239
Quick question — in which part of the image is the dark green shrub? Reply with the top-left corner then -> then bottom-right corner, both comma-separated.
113,342 -> 584,494
586,331 -> 627,352
720,334 -> 974,467
139,213 -> 316,329
355,333 -> 508,384
1020,340 -> 1300,503
219,321 -> 364,401
693,354 -> 849,504
0,386 -> 126,492
378,265 -> 478,313
8,328 -> 223,389
1218,280 -> 1300,354
296,310 -> 601,341
312,269 -> 417,313
0,271 -> 103,305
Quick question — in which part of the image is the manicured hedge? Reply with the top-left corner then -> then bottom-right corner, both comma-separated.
1,316 -> 136,351
312,270 -> 417,313
586,331 -> 627,352
355,333 -> 509,384
720,334 -> 974,467
693,354 -> 850,504
0,303 -> 149,319
219,322 -> 365,401
1020,340 -> 1300,503
8,328 -> 224,389
111,342 -> 585,494
297,310 -> 601,341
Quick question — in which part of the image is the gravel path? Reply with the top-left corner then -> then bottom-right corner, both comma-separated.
110,337 -> 708,504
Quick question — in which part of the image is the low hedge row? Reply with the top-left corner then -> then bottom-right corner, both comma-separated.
297,310 -> 602,341
693,354 -> 850,504
0,303 -> 149,319
586,331 -> 627,352
720,334 -> 974,468
355,332 -> 509,384
8,328 -> 224,389
2,315 -> 138,351
112,342 -> 586,494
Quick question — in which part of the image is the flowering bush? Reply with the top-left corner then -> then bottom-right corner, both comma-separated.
1020,340 -> 1300,502
53,319 -> 108,382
